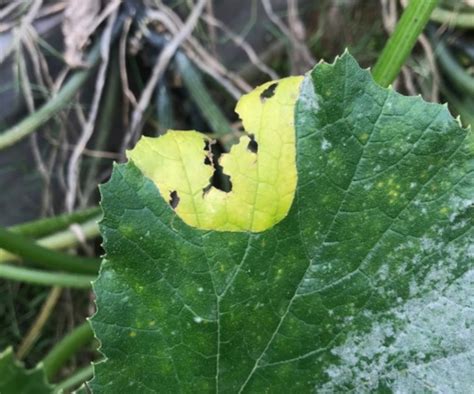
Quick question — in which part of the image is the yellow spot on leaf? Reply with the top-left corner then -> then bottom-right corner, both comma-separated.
128,77 -> 303,232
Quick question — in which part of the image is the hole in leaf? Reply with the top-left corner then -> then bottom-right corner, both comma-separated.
169,190 -> 180,209
203,141 -> 232,194
203,140 -> 213,165
260,82 -> 278,101
247,134 -> 258,153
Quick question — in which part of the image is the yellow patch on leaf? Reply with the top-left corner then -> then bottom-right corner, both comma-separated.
127,76 -> 303,232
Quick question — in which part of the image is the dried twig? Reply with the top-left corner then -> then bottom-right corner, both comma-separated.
147,5 -> 250,98
205,0 -> 218,57
65,9 -> 118,211
1,0 -> 43,63
287,0 -> 314,73
122,0 -> 208,151
119,15 -> 137,127
16,33 -> 55,215
262,0 -> 314,73
418,33 -> 440,102
0,1 -> 20,20
202,14 -> 279,80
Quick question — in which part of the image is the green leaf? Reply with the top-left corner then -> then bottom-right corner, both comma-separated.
91,53 -> 474,392
0,348 -> 52,394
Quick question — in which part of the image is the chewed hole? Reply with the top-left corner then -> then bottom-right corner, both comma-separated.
203,140 -> 213,165
260,82 -> 278,101
169,190 -> 180,209
247,134 -> 258,153
202,139 -> 233,194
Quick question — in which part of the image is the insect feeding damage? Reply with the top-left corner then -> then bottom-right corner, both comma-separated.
127,76 -> 303,232
260,82 -> 278,101
169,190 -> 180,209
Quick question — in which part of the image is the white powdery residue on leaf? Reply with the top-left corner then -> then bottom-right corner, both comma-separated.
318,269 -> 474,393
298,76 -> 320,114
448,196 -> 474,223
321,138 -> 332,151
193,316 -> 203,324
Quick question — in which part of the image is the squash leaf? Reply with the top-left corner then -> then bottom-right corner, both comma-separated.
91,53 -> 473,392
0,348 -> 51,394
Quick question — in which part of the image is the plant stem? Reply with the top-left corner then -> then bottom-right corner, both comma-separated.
0,226 -> 100,274
9,206 -> 101,238
36,218 -> 100,251
432,39 -> 474,96
430,7 -> 474,28
0,265 -> 94,288
0,218 -> 100,264
17,287 -> 62,360
175,51 -> 233,137
54,364 -> 94,393
372,0 -> 439,88
0,43 -> 100,150
41,321 -> 95,381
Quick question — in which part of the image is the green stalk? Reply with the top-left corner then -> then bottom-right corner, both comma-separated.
41,321 -> 95,381
175,52 -> 233,137
36,218 -> 100,251
0,43 -> 101,150
433,39 -> 474,96
156,83 -> 175,135
431,7 -> 474,29
0,218 -> 100,263
9,206 -> 101,238
54,364 -> 94,393
0,226 -> 100,274
0,264 -> 94,288
372,0 -> 439,88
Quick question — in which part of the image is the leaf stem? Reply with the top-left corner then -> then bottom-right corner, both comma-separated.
372,0 -> 438,87
0,265 -> 94,288
54,364 -> 94,393
9,206 -> 101,238
0,217 -> 100,264
430,6 -> 474,28
41,321 -> 95,381
0,43 -> 100,150
432,38 -> 474,96
0,226 -> 100,274
175,52 -> 233,137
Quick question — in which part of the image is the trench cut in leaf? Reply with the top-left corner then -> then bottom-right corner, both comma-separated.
92,53 -> 473,392
128,76 -> 303,232
0,348 -> 51,394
